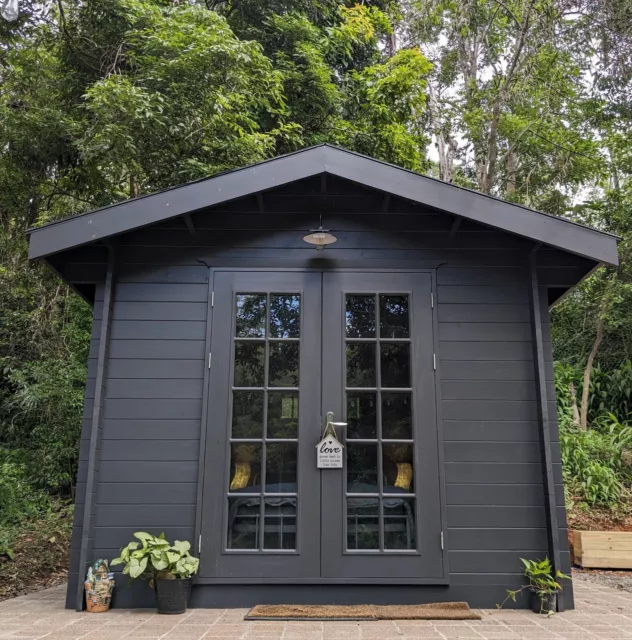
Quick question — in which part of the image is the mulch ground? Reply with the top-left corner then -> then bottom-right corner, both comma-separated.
0,507 -> 72,602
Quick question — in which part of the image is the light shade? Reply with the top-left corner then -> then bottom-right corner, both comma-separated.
302,227 -> 337,251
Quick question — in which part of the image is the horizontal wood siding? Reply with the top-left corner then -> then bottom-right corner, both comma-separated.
437,264 -> 556,591
89,267 -> 208,567
68,191 -> 573,607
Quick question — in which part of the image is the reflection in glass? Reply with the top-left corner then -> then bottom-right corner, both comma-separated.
347,392 -> 377,439
383,444 -> 414,493
229,444 -> 262,491
236,294 -> 266,338
347,443 -> 378,493
227,497 -> 260,549
268,392 -> 299,438
264,498 -> 297,549
265,443 -> 298,493
380,343 -> 410,388
379,295 -> 409,339
231,391 -> 264,438
234,342 -> 265,387
382,392 -> 412,439
269,343 -> 299,387
346,343 -> 376,388
270,295 -> 300,338
347,498 -> 379,550
384,498 -> 416,549
346,295 -> 376,338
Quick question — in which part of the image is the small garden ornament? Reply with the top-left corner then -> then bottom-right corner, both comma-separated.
84,559 -> 114,612
111,532 -> 199,614
498,557 -> 570,615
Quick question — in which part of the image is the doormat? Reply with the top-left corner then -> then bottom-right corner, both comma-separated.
245,603 -> 481,621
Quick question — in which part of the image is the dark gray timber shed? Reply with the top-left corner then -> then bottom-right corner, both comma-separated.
28,145 -> 619,611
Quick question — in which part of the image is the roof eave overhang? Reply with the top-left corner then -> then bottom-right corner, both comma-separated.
27,145 -> 619,266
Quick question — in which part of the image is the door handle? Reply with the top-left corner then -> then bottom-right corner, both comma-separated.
323,411 -> 346,440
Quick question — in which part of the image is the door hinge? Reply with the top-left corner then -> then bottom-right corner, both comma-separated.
211,291 -> 214,308
198,534 -> 202,554
208,352 -> 212,369
431,292 -> 434,308
441,531 -> 444,550
433,353 -> 436,370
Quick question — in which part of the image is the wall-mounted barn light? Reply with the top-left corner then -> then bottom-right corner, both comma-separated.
302,215 -> 337,251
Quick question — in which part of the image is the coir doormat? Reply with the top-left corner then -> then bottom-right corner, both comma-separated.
245,602 -> 481,621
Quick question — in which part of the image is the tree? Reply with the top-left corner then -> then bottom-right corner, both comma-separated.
0,0 -> 433,497
400,0 -> 604,209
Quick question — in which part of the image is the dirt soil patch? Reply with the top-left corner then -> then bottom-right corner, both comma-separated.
0,504 -> 72,602
567,501 -> 632,533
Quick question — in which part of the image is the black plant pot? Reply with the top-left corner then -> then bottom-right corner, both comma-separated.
532,592 -> 557,614
155,578 -> 192,614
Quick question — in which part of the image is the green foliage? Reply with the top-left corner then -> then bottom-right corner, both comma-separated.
111,532 -> 200,581
0,0 -> 632,545
498,557 -> 569,611
0,532 -> 14,561
0,0 -> 431,524
521,557 -> 569,596
556,361 -> 632,508
554,361 -> 632,427
0,448 -> 50,526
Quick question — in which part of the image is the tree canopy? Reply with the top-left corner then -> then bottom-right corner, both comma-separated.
1,0 -> 632,516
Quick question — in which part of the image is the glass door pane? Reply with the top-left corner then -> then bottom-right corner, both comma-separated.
228,292 -> 301,550
321,272 -> 444,580
199,271 -> 321,580
344,294 -> 416,552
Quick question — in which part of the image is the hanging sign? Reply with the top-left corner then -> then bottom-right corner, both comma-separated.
316,435 -> 344,468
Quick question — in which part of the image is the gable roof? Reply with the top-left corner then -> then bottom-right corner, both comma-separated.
27,144 -> 619,265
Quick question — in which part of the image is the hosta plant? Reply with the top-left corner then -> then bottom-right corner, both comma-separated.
111,532 -> 199,584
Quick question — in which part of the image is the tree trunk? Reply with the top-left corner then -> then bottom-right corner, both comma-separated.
569,381 -> 580,428
130,174 -> 140,198
428,82 -> 457,183
580,316 -> 605,430
506,149 -> 518,195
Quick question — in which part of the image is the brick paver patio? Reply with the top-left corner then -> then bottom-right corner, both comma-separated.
0,580 -> 631,639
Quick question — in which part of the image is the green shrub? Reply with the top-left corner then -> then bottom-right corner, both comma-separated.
559,415 -> 632,507
0,448 -> 50,526
554,361 -> 632,426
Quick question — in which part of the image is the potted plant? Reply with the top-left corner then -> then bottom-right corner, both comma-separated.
111,532 -> 199,614
498,557 -> 570,615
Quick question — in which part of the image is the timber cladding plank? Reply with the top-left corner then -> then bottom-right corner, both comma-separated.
438,323 -> 533,342
441,361 -> 535,381
573,531 -> 632,569
438,304 -> 530,323
441,380 -> 536,401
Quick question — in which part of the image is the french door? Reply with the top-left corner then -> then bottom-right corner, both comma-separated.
321,272 -> 443,579
199,270 -> 444,582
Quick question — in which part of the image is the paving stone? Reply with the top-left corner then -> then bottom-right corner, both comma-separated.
11,580 -> 632,640
161,630 -> 210,640
322,630 -> 361,638
429,626 -> 482,638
